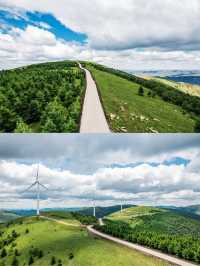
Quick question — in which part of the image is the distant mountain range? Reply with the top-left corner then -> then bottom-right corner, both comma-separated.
163,205 -> 200,220
129,70 -> 200,85
0,211 -> 20,223
2,205 -> 200,222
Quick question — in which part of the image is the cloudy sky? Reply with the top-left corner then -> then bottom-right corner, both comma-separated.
0,0 -> 200,70
0,134 -> 200,210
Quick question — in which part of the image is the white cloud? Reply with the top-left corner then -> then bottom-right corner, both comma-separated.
0,155 -> 200,208
1,0 -> 200,69
1,0 -> 200,50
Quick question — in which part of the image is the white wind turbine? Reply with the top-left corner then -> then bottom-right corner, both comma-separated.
22,165 -> 48,216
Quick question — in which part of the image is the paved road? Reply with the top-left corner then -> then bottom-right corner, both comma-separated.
87,226 -> 197,266
79,63 -> 110,133
99,218 -> 104,226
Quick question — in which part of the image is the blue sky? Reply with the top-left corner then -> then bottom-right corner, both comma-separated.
0,9 -> 87,43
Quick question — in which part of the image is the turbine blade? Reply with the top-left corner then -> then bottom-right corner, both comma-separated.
21,182 -> 37,193
38,182 -> 48,190
36,165 -> 39,181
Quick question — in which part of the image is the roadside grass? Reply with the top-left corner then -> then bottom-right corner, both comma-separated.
87,66 -> 195,133
0,217 -> 171,266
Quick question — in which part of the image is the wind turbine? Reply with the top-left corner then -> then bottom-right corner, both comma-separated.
22,165 -> 48,216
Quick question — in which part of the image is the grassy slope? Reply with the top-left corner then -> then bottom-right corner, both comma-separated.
0,217 -> 170,266
79,205 -> 133,218
41,211 -> 81,225
108,206 -> 200,236
87,66 -> 195,133
145,76 -> 200,98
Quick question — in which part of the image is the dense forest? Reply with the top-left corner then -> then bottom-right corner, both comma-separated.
0,61 -> 85,133
95,220 -> 200,264
85,63 -> 200,132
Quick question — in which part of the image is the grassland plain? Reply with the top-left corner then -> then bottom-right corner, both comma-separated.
0,217 -> 171,266
86,65 -> 196,133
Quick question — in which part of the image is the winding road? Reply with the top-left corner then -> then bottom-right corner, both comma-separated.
79,63 -> 110,133
87,226 -> 196,266
41,216 -> 197,266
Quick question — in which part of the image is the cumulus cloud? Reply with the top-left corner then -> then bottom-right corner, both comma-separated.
0,0 -> 200,69
1,0 -> 200,50
0,134 -> 200,208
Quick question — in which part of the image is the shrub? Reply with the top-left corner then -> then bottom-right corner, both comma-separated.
12,256 -> 19,266
68,252 -> 74,260
28,255 -> 34,265
51,256 -> 56,265
1,248 -> 7,258
138,86 -> 144,96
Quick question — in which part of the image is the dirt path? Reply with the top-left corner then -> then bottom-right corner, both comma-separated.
79,63 -> 110,133
87,226 -> 197,266
40,216 -> 80,227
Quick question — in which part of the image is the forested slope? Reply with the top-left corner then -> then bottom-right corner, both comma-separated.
0,61 -> 85,133
96,206 -> 200,264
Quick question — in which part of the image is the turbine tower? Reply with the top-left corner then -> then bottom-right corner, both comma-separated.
120,203 -> 123,213
23,165 -> 48,216
93,200 -> 96,217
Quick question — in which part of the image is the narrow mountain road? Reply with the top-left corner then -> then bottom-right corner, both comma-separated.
41,216 -> 196,266
99,218 -> 104,226
78,63 -> 110,133
87,226 -> 197,266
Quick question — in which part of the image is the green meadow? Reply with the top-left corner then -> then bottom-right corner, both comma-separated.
87,65 -> 195,133
0,217 -> 170,266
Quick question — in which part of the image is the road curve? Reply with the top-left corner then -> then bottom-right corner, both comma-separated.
87,226 -> 197,266
79,63 -> 110,133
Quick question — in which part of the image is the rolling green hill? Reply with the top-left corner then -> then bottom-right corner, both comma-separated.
0,211 -> 20,223
79,205 -> 133,218
107,206 -> 200,236
85,63 -> 199,133
96,206 -> 200,264
167,205 -> 200,220
0,216 -> 170,266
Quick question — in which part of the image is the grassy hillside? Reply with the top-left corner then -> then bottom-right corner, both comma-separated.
0,61 -> 85,133
0,217 -> 170,266
86,64 -> 196,133
145,76 -> 200,97
96,206 -> 200,263
0,211 -> 20,223
79,205 -> 133,218
108,206 -> 200,236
